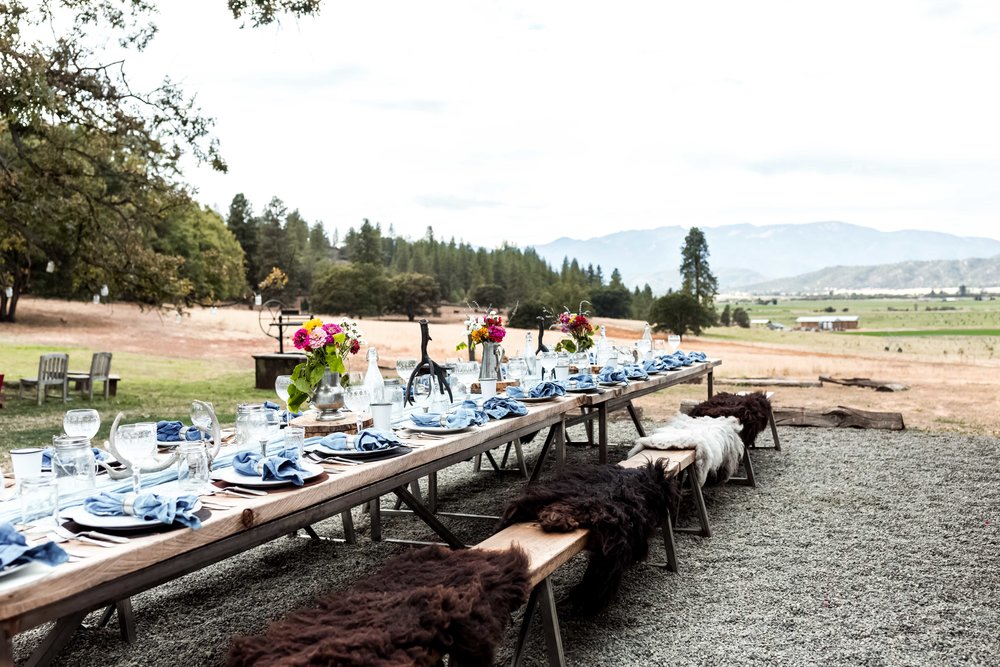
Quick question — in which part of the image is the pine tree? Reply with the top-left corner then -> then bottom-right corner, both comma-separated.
680,227 -> 719,307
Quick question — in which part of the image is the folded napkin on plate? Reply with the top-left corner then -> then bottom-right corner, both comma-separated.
665,352 -> 693,366
233,447 -> 308,486
83,491 -> 202,529
0,521 -> 68,569
482,396 -> 528,419
622,364 -> 649,380
597,366 -> 629,384
686,351 -> 708,362
459,400 -> 490,425
355,429 -> 402,451
156,420 -> 203,442
506,381 -> 566,399
654,355 -> 682,369
642,359 -> 665,373
317,433 -> 351,451
42,446 -> 109,469
564,373 -> 597,390
410,411 -> 476,429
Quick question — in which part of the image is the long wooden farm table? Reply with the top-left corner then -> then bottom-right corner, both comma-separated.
0,395 -> 582,667
566,359 -> 721,464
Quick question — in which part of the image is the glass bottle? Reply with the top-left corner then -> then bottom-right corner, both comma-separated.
596,325 -> 610,366
524,332 -> 537,376
51,434 -> 97,498
639,322 -> 654,361
363,347 -> 385,402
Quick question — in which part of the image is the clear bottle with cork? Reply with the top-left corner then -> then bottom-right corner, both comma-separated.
363,347 -> 385,402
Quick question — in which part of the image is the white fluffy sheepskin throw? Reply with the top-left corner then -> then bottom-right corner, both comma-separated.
629,413 -> 744,486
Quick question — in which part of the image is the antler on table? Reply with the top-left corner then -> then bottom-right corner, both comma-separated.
404,320 -> 454,406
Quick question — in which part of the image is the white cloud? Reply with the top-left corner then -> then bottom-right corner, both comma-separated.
108,0 -> 1000,246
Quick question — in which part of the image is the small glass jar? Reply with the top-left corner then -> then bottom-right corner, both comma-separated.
175,442 -> 210,494
382,379 -> 405,420
235,404 -> 264,448
51,435 -> 97,497
20,474 -> 58,527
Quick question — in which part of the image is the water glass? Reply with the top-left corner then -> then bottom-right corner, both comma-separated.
383,380 -> 405,420
539,352 -> 558,381
274,375 -> 292,408
668,334 -> 681,352
51,435 -> 97,497
20,475 -> 58,528
455,361 -> 480,399
115,422 -> 156,494
175,442 -> 210,493
283,426 -> 305,458
395,359 -> 418,382
64,409 -> 100,439
507,359 -> 528,384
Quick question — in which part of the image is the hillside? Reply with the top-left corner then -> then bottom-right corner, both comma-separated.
744,255 -> 1000,293
531,222 -> 1000,291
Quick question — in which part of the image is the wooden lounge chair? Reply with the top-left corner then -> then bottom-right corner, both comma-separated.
67,352 -> 113,400
0,373 -> 6,408
18,353 -> 69,405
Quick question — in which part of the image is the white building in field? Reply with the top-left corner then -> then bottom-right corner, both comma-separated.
795,315 -> 860,331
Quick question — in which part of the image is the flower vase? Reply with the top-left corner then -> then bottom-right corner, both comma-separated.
311,369 -> 345,421
479,342 -> 503,381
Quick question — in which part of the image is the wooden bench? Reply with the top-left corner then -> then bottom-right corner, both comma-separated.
67,373 -> 121,397
475,523 -> 589,667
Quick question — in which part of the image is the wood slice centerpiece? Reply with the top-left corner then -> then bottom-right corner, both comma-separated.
470,380 -> 519,394
290,411 -> 374,438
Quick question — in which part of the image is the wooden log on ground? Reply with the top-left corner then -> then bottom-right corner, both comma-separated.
680,400 -> 905,430
772,405 -> 905,430
716,377 -> 823,388
818,376 -> 909,392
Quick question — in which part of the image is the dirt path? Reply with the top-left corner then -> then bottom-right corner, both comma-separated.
4,297 -> 998,434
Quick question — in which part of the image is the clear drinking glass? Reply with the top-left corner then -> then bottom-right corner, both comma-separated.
344,387 -> 371,431
668,334 -> 681,352
283,426 -> 306,458
274,375 -> 292,409
506,359 -> 528,384
63,409 -> 100,439
176,442 -> 210,494
190,401 -> 214,439
115,422 -> 156,494
246,409 -> 277,458
539,352 -> 558,381
20,475 -> 58,528
455,361 -> 480,400
395,359 -> 418,382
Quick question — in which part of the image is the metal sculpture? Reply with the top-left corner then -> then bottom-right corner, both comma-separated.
536,316 -> 550,354
405,320 -> 453,406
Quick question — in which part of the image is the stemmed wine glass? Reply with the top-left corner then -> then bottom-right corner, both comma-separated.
506,358 -> 527,386
115,422 -> 156,493
190,401 -> 214,441
246,408 -> 278,458
539,352 -> 558,381
274,375 -> 292,411
668,334 -> 681,353
344,387 -> 371,433
395,359 -> 418,383
455,361 -> 479,400
64,409 -> 100,440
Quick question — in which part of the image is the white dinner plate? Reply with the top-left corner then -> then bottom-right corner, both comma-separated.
306,443 -> 407,460
0,563 -> 29,580
211,462 -> 325,488
403,422 -> 472,435
61,499 -> 204,531
565,386 -> 599,393
599,381 -> 625,387
514,395 -> 558,403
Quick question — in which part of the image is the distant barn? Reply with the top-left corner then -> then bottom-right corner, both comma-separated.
795,315 -> 860,331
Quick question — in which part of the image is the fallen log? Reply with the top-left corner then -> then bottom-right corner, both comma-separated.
716,377 -> 823,388
679,401 -> 905,430
818,376 -> 909,392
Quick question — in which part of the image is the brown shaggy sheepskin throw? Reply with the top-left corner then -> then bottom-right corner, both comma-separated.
498,461 -> 678,614
688,391 -> 772,449
226,545 -> 530,667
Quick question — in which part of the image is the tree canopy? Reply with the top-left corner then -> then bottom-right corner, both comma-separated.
680,227 -> 719,307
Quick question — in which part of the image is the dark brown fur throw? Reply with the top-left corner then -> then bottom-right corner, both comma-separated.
226,545 -> 530,667
689,392 -> 771,449
498,462 -> 679,615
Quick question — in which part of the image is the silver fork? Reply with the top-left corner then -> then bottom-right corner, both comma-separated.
50,525 -> 129,547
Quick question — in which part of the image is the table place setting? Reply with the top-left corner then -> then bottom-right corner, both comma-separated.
213,447 -> 324,488
505,381 -> 567,402
596,366 -> 630,386
304,429 -> 412,462
561,373 -> 600,393
63,490 -> 204,530
621,364 -> 650,381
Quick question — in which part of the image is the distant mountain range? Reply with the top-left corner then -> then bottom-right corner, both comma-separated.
530,222 -> 1000,293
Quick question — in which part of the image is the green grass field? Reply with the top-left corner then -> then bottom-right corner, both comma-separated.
0,344 -> 271,452
846,328 -> 1000,337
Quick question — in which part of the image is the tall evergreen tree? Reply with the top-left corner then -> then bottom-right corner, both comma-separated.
226,193 -> 258,288
680,227 -> 719,307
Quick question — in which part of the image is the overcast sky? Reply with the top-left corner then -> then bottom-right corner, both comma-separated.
119,0 -> 1000,246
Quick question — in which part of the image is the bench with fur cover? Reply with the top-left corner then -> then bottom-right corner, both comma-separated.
628,413 -> 744,487
226,545 -> 530,667
687,391 -> 773,449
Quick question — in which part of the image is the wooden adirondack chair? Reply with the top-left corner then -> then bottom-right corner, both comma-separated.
18,353 -> 69,405
68,352 -> 113,400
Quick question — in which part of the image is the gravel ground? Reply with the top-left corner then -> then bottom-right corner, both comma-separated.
13,422 -> 1000,666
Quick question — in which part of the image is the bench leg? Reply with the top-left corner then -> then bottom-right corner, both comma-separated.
768,406 -> 781,451
513,439 -> 529,479
675,469 -> 712,537
626,401 -> 646,438
662,511 -> 678,573
510,578 -> 566,667
510,585 -> 539,666
369,499 -> 382,541
728,446 -> 757,488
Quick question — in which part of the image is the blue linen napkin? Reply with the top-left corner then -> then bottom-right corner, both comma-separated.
410,411 -> 472,429
597,366 -> 629,384
83,492 -> 202,529
482,396 -> 529,419
233,447 -> 309,486
42,446 -> 108,469
459,400 -> 490,425
686,351 -> 708,362
317,433 -> 351,451
565,373 -> 597,390
355,429 -> 402,451
642,359 -> 665,373
0,522 -> 68,569
156,421 -> 203,442
666,352 -> 693,366
654,355 -> 682,369
622,364 -> 649,380
506,381 -> 566,399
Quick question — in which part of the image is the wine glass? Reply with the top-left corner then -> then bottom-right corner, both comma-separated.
190,401 -> 214,440
346,371 -> 365,388
246,409 -> 277,458
115,422 -> 156,493
506,358 -> 527,385
539,352 -> 558,381
64,409 -> 100,440
635,338 -> 652,361
395,359 -> 418,383
455,361 -> 479,400
344,387 -> 371,432
274,375 -> 292,410
668,334 -> 681,353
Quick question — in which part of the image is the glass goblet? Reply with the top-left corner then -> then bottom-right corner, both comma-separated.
395,359 -> 418,382
507,358 -> 527,384
115,422 -> 156,494
190,401 -> 214,440
274,375 -> 292,409
668,334 -> 681,352
343,387 -> 371,432
455,361 -> 479,400
64,409 -> 100,440
539,352 -> 558,381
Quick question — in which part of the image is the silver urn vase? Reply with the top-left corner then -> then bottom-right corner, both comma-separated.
311,369 -> 345,421
478,342 -> 503,381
